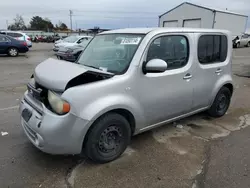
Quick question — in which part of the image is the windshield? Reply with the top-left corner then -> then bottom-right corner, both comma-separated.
79,38 -> 92,46
63,36 -> 79,43
77,34 -> 144,74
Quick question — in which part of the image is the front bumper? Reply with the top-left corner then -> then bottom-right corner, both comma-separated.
19,91 -> 91,155
53,47 -> 59,52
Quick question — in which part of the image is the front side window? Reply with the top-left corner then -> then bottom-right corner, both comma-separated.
77,34 -> 144,74
147,35 -> 189,70
198,35 -> 228,64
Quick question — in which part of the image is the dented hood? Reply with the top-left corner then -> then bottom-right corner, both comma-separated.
34,58 -> 113,91
34,58 -> 88,91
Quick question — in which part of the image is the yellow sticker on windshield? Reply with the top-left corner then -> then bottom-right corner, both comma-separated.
121,37 -> 141,45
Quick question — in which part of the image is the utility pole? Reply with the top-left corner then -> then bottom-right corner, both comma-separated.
69,10 -> 73,32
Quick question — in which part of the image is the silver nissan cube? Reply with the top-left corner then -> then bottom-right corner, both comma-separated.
19,28 -> 233,163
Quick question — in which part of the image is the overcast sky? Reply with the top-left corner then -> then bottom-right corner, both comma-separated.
0,0 -> 249,30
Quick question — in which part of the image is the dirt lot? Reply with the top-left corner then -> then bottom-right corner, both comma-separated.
0,43 -> 250,188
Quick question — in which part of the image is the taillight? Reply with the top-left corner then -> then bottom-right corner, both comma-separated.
27,37 -> 31,41
23,42 -> 27,46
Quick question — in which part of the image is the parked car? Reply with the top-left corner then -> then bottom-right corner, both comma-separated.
19,28 -> 233,163
0,34 -> 29,56
0,31 -> 32,47
233,34 -> 250,48
56,37 -> 92,62
53,35 -> 93,52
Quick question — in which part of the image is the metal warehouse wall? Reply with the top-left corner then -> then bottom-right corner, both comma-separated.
159,3 -> 214,28
214,12 -> 248,36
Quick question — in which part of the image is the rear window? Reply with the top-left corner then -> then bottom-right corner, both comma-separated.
198,35 -> 228,64
7,32 -> 23,38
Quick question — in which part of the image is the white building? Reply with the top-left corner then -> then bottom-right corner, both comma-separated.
159,2 -> 248,37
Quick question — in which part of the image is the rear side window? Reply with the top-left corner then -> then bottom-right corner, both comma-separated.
198,35 -> 228,64
7,32 -> 23,38
0,36 -> 8,42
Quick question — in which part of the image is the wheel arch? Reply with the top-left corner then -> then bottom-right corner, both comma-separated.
82,108 -> 136,151
210,81 -> 234,107
6,46 -> 19,53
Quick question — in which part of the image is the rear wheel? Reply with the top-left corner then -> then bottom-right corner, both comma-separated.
84,113 -> 131,163
247,42 -> 250,47
8,47 -> 19,57
208,87 -> 231,117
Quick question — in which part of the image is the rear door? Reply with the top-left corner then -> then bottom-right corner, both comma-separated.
0,36 -> 10,53
192,34 -> 229,109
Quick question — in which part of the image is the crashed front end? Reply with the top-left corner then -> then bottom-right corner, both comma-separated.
19,58 -> 113,155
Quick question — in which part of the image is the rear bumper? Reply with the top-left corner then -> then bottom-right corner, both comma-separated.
19,47 -> 29,53
19,91 -> 91,155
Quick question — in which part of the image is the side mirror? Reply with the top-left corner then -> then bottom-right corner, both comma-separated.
143,59 -> 168,74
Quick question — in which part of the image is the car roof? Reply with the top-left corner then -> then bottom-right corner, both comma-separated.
101,27 -> 231,35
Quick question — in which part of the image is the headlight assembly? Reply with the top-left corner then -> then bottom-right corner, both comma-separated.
48,91 -> 70,115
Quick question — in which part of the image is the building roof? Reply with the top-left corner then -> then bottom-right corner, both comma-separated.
159,2 -> 248,18
101,27 -> 230,35
101,28 -> 155,34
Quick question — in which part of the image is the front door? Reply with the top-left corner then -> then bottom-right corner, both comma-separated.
137,34 -> 194,127
240,34 -> 249,47
192,34 -> 229,109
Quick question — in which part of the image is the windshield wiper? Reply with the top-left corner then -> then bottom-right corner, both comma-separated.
83,65 -> 101,70
83,65 -> 115,75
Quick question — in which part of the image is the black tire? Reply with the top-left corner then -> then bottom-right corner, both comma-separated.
247,42 -> 250,47
84,113 -> 131,163
8,47 -> 19,57
208,87 -> 232,117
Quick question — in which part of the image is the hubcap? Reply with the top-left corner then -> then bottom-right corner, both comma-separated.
10,49 -> 17,56
217,94 -> 227,112
98,126 -> 122,153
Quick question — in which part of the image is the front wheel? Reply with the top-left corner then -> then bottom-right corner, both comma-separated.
208,87 -> 231,117
8,47 -> 19,57
84,113 -> 131,163
247,42 -> 250,47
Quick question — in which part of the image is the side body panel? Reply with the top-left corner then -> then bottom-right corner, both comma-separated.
192,32 -> 233,109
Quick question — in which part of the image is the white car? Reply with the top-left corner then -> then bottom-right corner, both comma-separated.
0,31 -> 32,48
53,35 -> 93,52
233,34 -> 250,48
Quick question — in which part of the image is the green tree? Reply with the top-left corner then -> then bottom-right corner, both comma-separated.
29,16 -> 54,31
55,21 -> 68,30
8,14 -> 27,30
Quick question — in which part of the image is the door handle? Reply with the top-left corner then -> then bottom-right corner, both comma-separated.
183,73 -> 192,80
215,69 -> 222,74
